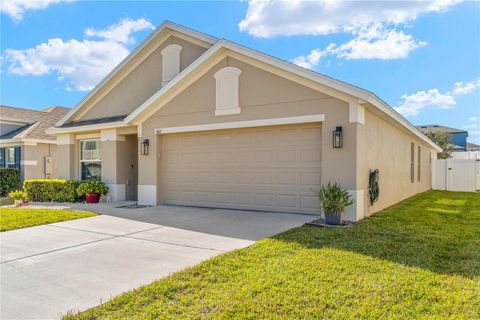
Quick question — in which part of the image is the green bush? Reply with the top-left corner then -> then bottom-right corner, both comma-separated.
77,180 -> 109,197
0,168 -> 22,196
24,179 -> 83,202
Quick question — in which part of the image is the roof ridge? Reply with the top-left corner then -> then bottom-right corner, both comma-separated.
0,105 -> 46,113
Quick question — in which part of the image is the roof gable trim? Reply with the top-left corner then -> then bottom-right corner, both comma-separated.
124,39 -> 441,152
56,21 -> 218,127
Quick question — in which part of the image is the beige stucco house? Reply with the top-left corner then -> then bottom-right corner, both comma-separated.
0,105 -> 70,181
46,21 -> 441,221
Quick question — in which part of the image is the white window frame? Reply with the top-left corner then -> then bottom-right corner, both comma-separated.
213,66 -> 242,116
6,147 -> 15,167
161,44 -> 182,86
79,139 -> 101,180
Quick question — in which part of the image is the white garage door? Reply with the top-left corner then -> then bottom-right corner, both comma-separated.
162,123 -> 322,214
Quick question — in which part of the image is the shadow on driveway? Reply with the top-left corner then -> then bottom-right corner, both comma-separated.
97,204 -> 316,241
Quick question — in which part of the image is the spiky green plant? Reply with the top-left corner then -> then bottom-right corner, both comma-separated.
314,181 -> 354,216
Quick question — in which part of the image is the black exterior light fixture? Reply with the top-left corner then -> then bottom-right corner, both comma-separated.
333,126 -> 343,148
140,139 -> 150,155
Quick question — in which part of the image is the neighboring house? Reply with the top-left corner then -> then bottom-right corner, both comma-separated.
416,124 -> 480,159
46,21 -> 441,222
0,105 -> 70,180
416,124 -> 468,151
454,142 -> 480,160
467,142 -> 480,151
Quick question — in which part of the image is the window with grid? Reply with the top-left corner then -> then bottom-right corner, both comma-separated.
80,140 -> 101,180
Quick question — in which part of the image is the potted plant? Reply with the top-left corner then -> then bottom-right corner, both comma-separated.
8,190 -> 29,207
314,181 -> 354,225
77,180 -> 109,204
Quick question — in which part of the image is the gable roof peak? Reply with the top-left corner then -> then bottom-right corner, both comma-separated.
158,20 -> 218,44
56,20 -> 219,127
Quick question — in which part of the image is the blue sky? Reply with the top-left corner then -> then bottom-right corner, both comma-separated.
1,0 -> 479,143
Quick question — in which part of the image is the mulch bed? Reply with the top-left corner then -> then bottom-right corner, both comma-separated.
306,218 -> 355,228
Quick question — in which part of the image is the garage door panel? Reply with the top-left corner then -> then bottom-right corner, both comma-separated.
300,172 -> 322,186
234,193 -> 254,205
254,193 -> 274,206
276,172 -> 298,185
301,195 -> 319,210
163,124 -> 321,214
276,194 -> 298,208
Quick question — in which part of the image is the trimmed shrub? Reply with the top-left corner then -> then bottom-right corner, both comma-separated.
0,168 -> 22,196
24,179 -> 83,202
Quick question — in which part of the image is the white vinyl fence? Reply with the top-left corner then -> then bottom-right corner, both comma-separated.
432,159 -> 480,192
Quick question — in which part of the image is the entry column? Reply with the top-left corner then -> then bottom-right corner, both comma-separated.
137,124 -> 159,206
57,133 -> 75,180
100,129 -> 126,201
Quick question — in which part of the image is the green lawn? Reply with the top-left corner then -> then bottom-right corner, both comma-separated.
65,191 -> 480,319
0,208 -> 96,231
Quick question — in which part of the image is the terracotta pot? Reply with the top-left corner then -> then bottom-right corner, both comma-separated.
85,192 -> 101,204
324,212 -> 341,225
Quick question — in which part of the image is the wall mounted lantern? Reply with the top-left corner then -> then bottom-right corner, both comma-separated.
140,139 -> 150,155
333,126 -> 343,148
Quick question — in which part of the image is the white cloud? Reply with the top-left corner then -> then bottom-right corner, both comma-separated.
0,0 -> 72,22
292,25 -> 427,68
239,0 -> 462,38
452,79 -> 480,96
292,46 -> 331,69
6,39 -> 129,91
395,89 -> 456,117
395,78 -> 480,117
85,18 -> 154,45
4,18 -> 153,91
241,0 -> 461,66
332,26 -> 427,60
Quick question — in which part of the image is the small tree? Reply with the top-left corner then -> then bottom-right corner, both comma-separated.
426,131 -> 453,159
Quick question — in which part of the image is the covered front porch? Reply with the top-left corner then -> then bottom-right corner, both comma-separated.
55,126 -> 139,202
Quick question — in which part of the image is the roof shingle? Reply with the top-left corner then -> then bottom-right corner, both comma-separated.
1,106 -> 70,141
416,124 -> 467,134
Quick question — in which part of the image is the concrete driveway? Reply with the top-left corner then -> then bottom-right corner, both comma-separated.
1,205 -> 313,320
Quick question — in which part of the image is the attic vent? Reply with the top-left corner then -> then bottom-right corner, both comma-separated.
161,44 -> 182,86
213,66 -> 242,116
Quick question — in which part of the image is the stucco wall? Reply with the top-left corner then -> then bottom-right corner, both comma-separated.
139,56 -> 357,206
80,36 -> 208,121
57,143 -> 75,180
356,108 -> 437,217
118,135 -> 138,200
22,143 -> 57,180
